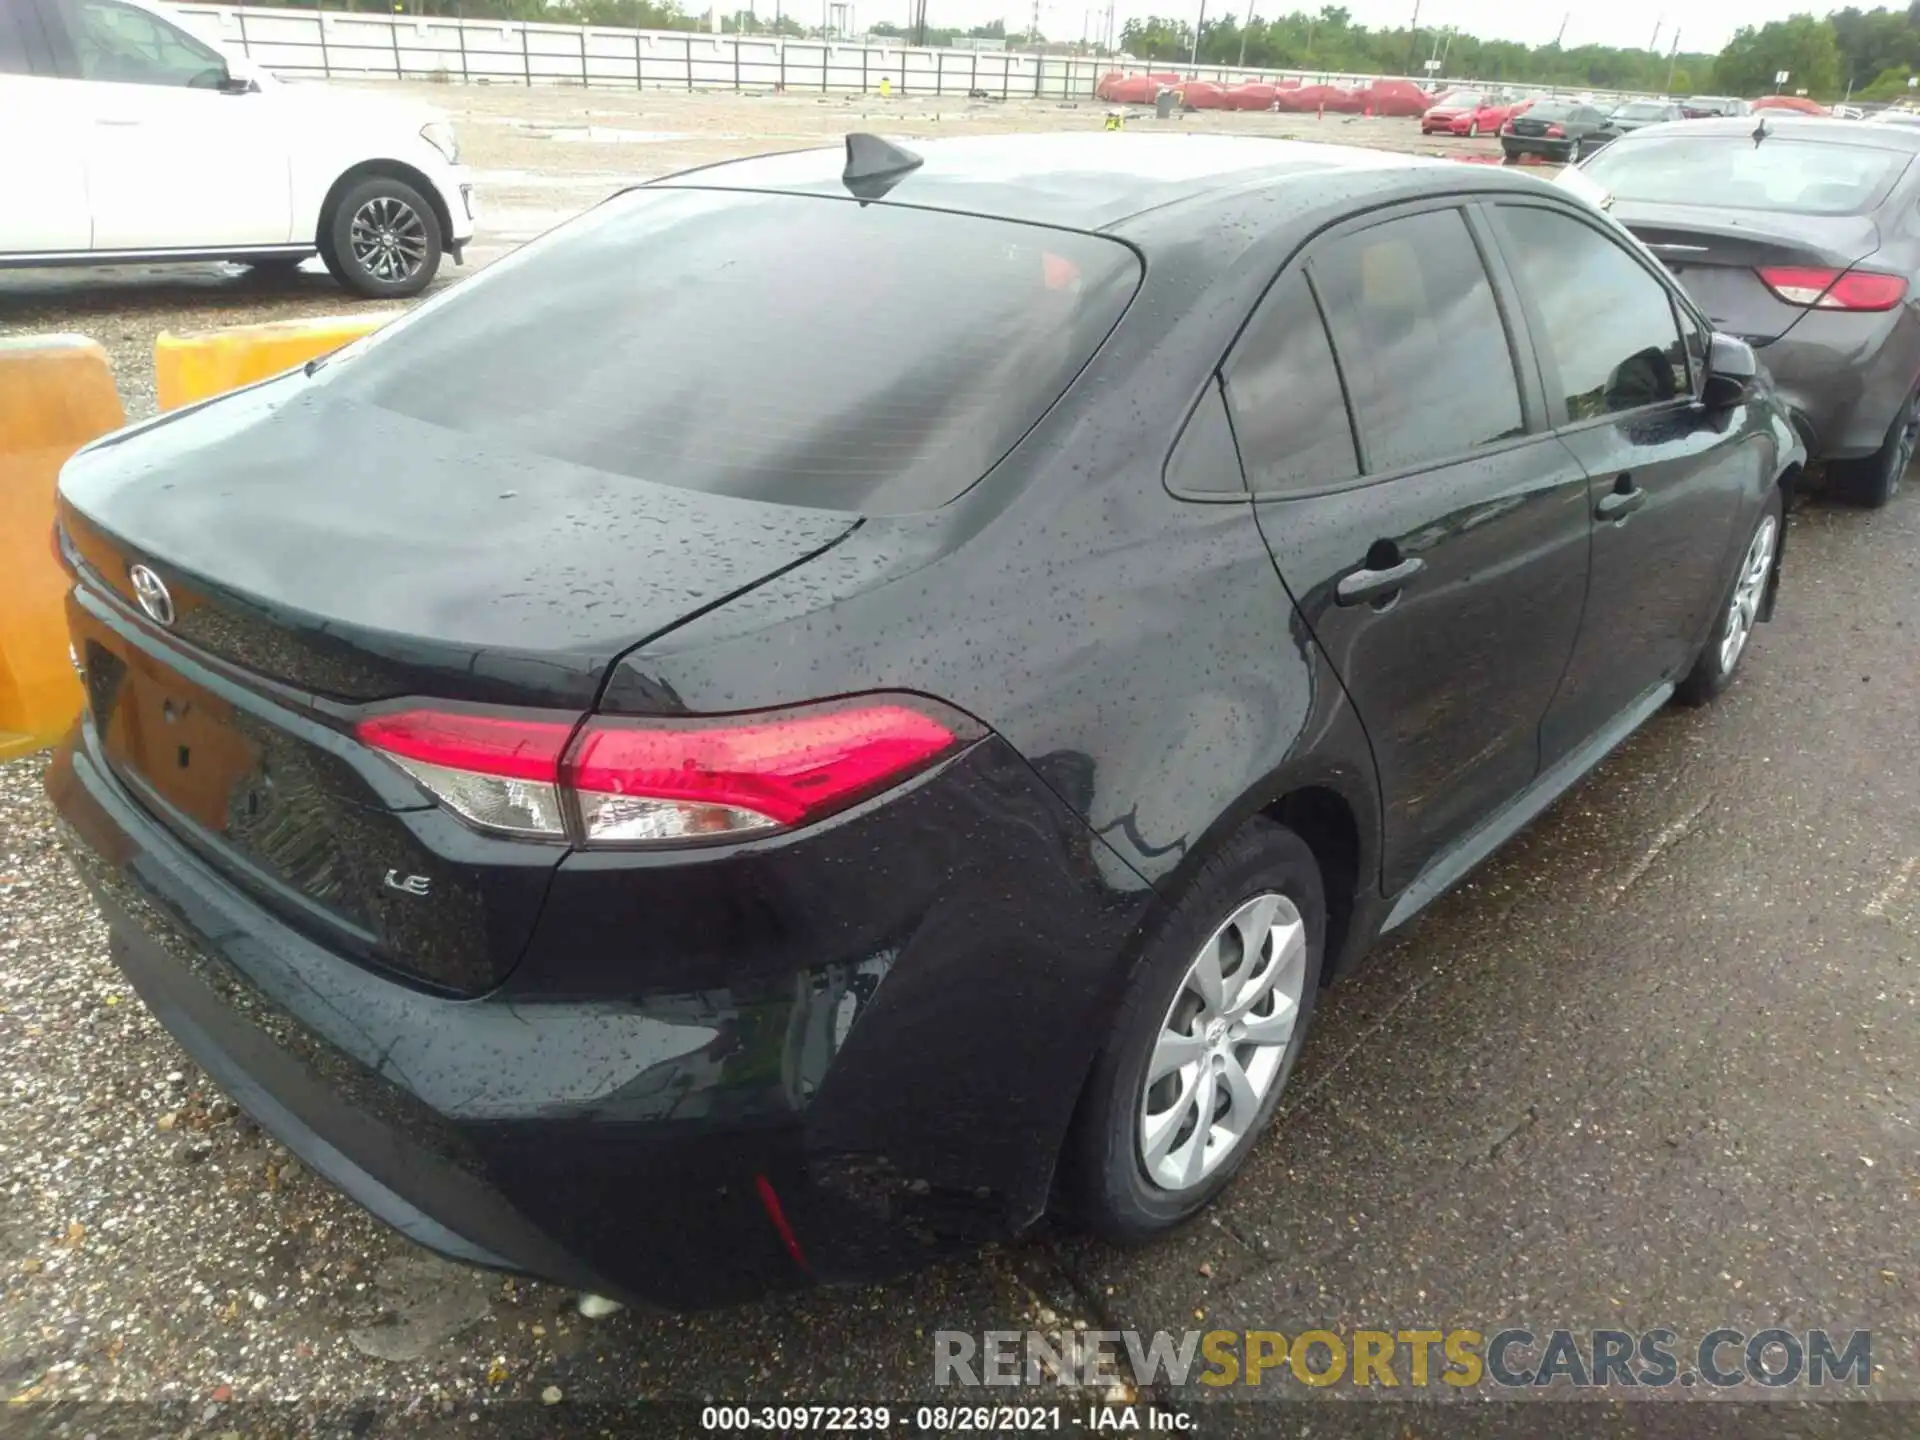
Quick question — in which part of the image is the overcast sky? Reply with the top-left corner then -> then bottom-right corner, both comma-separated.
830,0 -> 1845,57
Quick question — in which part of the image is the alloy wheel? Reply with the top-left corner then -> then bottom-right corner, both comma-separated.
1891,393 -> 1920,495
1718,514 -> 1777,674
349,196 -> 430,284
1138,892 -> 1306,1192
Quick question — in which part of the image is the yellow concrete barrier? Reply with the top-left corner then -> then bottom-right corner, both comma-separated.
154,311 -> 389,411
0,336 -> 124,761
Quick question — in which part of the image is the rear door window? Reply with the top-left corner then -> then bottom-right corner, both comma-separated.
1164,381 -> 1248,496
1306,207 -> 1526,473
1493,204 -> 1689,419
1220,271 -> 1358,494
319,188 -> 1141,515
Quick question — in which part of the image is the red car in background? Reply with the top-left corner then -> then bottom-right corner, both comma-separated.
1420,90 -> 1486,133
1452,95 -> 1532,137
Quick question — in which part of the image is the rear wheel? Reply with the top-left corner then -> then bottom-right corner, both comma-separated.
1828,386 -> 1919,508
1501,148 -> 1520,165
1065,819 -> 1325,1243
1676,488 -> 1783,707
323,176 -> 443,299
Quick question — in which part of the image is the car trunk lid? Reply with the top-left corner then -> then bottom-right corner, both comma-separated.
58,379 -> 857,709
1610,202 -> 1884,343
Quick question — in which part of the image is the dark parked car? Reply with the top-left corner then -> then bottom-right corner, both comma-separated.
1610,100 -> 1686,133
47,133 -> 1801,1310
1579,115 -> 1920,505
1683,95 -> 1753,118
1503,99 -> 1620,163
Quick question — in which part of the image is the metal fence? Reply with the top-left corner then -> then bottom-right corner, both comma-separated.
170,3 -> 1409,99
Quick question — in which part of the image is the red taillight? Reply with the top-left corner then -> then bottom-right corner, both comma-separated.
568,704 -> 959,839
1756,265 -> 1908,311
1545,124 -> 1565,138
356,709 -> 573,781
355,698 -> 971,846
355,708 -> 574,837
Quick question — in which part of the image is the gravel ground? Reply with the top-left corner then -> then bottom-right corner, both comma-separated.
4,82 -> 1915,1438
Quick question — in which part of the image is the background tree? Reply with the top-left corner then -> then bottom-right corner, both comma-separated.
1712,15 -> 1843,95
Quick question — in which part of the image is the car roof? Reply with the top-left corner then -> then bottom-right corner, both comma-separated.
1607,114 -> 1920,151
650,131 -> 1461,232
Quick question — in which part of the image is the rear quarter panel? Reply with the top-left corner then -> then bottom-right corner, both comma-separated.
610,194 -> 1393,913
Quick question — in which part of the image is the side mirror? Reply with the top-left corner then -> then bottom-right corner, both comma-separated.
1701,332 -> 1757,409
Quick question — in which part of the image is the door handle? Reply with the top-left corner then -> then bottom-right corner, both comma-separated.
1335,555 -> 1425,606
1596,479 -> 1647,522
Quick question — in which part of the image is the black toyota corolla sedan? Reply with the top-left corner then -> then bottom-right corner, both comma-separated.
47,133 -> 1801,1310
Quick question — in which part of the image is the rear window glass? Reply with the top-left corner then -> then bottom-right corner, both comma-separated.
1583,135 -> 1913,215
316,188 -> 1140,515
1616,103 -> 1666,119
1526,101 -> 1576,120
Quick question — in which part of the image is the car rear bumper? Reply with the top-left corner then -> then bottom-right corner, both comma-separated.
47,713 -> 1150,1309
1501,137 -> 1573,161
1755,306 -> 1920,459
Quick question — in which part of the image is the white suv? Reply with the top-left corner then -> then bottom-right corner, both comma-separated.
0,0 -> 473,296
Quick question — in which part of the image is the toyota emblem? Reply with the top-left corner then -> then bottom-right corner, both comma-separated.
128,564 -> 175,627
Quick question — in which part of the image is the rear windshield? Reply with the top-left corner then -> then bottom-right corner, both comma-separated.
1526,101 -> 1576,120
1615,103 -> 1667,119
316,188 -> 1140,515
1583,134 -> 1913,214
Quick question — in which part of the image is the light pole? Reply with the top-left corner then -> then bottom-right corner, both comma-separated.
1190,0 -> 1205,66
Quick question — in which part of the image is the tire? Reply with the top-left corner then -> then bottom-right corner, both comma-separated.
1065,818 -> 1326,1244
318,235 -> 351,289
323,175 -> 443,299
1827,386 -> 1919,508
1675,487 -> 1784,707
1501,148 -> 1520,165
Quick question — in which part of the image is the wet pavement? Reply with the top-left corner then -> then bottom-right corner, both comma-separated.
2,83 -> 1915,1436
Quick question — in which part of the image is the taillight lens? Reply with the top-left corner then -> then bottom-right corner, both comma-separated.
1756,266 -> 1908,311
356,698 -> 974,846
354,709 -> 574,838
1545,124 -> 1565,137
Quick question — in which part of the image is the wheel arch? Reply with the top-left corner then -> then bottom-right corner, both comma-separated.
1761,458 -> 1802,622
314,159 -> 453,259
1140,751 -> 1384,990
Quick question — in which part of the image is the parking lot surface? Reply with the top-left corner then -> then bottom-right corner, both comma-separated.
2,84 -> 1916,1432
